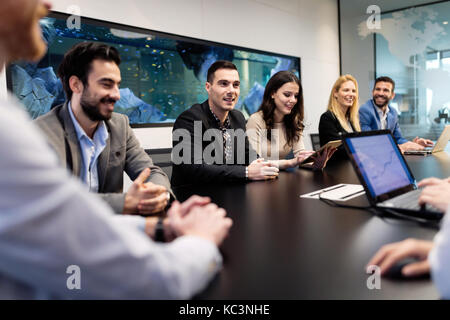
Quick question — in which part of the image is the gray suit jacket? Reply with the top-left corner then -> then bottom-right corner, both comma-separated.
34,102 -> 172,213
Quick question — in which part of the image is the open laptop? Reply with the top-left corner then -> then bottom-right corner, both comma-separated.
342,130 -> 443,220
404,125 -> 450,155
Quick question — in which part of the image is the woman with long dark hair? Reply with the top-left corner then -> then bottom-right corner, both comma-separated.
247,71 -> 333,169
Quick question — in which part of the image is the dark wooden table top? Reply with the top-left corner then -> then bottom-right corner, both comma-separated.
174,153 -> 450,299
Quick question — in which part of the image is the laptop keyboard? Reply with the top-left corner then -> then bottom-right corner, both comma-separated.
380,189 -> 441,213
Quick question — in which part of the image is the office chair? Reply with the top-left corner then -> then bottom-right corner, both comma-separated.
310,133 -> 321,151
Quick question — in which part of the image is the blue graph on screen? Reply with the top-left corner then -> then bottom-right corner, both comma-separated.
348,135 -> 414,197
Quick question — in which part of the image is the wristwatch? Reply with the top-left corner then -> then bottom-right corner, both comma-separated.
154,217 -> 165,242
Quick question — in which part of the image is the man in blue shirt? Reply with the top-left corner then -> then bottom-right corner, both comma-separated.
359,76 -> 433,152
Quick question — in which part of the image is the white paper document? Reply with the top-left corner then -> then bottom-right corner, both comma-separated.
300,184 -> 365,202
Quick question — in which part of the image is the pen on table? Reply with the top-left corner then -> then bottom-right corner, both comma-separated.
339,190 -> 366,200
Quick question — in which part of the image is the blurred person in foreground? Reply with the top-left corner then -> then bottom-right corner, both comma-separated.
0,0 -> 232,299
367,177 -> 450,298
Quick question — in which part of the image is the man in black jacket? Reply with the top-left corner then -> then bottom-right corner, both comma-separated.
171,60 -> 279,187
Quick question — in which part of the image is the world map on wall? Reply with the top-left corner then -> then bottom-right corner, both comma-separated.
357,6 -> 450,126
358,7 -> 445,66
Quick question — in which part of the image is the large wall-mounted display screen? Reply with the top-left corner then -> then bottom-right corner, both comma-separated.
7,11 -> 300,127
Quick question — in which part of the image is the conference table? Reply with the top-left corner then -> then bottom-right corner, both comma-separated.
173,152 -> 450,299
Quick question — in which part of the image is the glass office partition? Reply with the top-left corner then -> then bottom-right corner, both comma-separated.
340,0 -> 450,140
375,2 -> 450,139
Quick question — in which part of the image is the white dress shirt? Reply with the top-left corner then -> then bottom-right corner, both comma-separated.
0,95 -> 221,299
429,205 -> 450,299
375,103 -> 389,130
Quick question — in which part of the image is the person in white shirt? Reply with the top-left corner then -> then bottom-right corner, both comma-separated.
367,177 -> 450,299
0,0 -> 232,299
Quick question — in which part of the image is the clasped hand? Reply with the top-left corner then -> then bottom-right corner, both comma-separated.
247,158 -> 279,180
145,195 -> 233,246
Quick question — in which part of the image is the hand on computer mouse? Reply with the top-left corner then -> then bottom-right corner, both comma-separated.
383,257 -> 425,279
366,238 -> 434,278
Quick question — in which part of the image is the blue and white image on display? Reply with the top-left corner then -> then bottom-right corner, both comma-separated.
346,135 -> 414,197
9,14 -> 300,126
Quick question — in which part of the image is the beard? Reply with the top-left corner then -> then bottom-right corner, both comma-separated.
80,92 -> 116,122
373,95 -> 390,108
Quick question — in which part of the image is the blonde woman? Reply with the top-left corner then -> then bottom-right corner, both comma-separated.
319,74 -> 361,160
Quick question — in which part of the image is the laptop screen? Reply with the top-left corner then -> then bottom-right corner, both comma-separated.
345,133 -> 415,198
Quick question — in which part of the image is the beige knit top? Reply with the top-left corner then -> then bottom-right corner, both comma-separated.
246,111 -> 305,160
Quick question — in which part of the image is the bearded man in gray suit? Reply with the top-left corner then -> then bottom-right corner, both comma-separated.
35,42 -> 171,215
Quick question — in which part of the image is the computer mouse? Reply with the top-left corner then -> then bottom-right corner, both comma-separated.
384,257 -> 428,279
